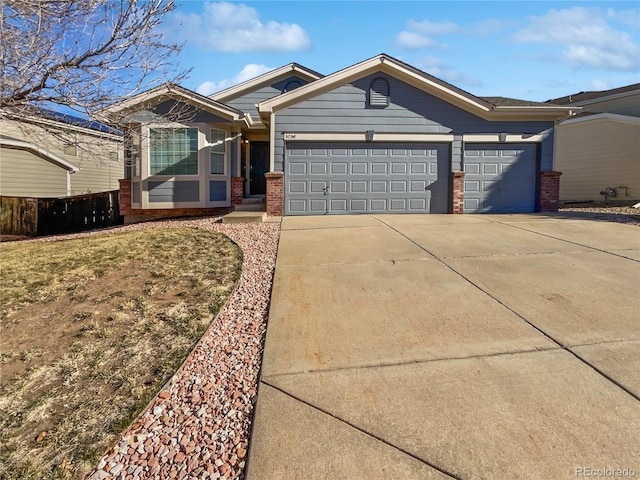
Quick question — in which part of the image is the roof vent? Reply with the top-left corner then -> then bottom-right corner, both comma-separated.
283,80 -> 303,93
369,77 -> 390,107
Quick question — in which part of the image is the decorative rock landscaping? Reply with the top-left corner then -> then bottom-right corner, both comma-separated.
70,217 -> 281,480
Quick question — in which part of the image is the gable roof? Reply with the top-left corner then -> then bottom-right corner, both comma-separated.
0,135 -> 80,172
548,83 -> 640,106
101,83 -> 248,125
210,63 -> 324,103
258,54 -> 575,121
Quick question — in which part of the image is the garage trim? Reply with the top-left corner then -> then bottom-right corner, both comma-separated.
463,133 -> 549,143
283,132 -> 454,142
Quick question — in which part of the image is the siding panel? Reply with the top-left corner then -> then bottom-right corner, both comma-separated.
274,72 -> 553,172
0,147 -> 68,197
556,120 -> 640,201
226,76 -> 311,114
148,181 -> 199,203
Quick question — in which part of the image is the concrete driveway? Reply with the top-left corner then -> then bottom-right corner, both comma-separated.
246,214 -> 640,480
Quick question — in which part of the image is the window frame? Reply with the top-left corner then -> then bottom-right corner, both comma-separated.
209,128 -> 227,176
148,127 -> 199,176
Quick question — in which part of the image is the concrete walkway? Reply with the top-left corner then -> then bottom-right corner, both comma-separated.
246,214 -> 640,480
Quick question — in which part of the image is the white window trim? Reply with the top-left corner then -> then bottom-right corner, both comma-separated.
209,127 -> 228,176
148,126 -> 200,177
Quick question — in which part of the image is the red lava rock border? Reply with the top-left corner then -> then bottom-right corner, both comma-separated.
35,217 -> 283,480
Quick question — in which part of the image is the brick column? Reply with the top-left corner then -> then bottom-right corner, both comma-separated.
265,172 -> 284,217
540,171 -> 562,212
452,171 -> 464,214
118,178 -> 131,216
231,177 -> 244,206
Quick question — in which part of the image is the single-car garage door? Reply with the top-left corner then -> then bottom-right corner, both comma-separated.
463,144 -> 538,213
285,143 -> 450,215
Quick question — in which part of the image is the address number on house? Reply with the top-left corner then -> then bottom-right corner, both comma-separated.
284,134 -> 297,140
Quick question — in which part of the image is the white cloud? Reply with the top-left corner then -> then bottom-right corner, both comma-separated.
395,31 -> 440,49
396,18 -> 506,50
171,2 -> 311,52
196,63 -> 275,95
607,8 -> 640,28
470,19 -> 506,36
395,20 -> 458,49
416,55 -> 483,88
406,20 -> 460,36
514,7 -> 640,71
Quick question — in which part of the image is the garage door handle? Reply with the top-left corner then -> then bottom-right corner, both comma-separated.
323,186 -> 330,196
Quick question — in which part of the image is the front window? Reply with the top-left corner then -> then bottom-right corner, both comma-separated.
149,128 -> 198,176
210,128 -> 226,175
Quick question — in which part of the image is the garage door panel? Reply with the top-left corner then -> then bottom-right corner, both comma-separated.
310,181 -> 327,193
352,163 -> 368,174
391,163 -> 407,174
410,180 -> 427,192
330,181 -> 347,193
289,162 -> 306,174
310,163 -> 327,174
285,143 -> 450,215
371,163 -> 387,174
331,163 -> 347,174
309,199 -> 327,212
463,144 -> 537,213
391,181 -> 407,192
289,181 -> 306,193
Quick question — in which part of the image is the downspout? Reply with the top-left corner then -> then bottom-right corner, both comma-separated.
66,169 -> 74,196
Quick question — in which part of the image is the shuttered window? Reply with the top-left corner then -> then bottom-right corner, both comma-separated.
369,78 -> 390,107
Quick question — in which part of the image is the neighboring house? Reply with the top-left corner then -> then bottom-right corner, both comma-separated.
0,110 -> 123,198
104,54 -> 573,223
549,84 -> 640,203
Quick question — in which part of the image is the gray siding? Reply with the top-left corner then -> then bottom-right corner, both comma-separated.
274,72 -> 554,172
155,100 -> 232,123
148,180 -> 199,202
226,76 -> 310,115
209,181 -> 227,201
0,147 -> 68,197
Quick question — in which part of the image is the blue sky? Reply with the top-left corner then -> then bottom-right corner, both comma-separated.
167,1 -> 640,102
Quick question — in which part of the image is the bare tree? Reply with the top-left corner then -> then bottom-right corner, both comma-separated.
0,0 -> 187,118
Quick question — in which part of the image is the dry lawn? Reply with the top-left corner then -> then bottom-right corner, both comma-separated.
0,228 -> 242,479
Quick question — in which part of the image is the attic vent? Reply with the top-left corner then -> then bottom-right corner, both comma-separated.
283,80 -> 303,92
370,77 -> 390,107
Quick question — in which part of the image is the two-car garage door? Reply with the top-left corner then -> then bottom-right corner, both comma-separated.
283,142 -> 538,215
285,143 -> 450,215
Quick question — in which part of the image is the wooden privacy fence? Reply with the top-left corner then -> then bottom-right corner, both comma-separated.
1,190 -> 123,238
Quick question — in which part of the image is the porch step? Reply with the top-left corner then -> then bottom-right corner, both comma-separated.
222,211 -> 266,224
235,201 -> 266,212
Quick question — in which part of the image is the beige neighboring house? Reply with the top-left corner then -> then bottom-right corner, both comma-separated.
549,84 -> 640,203
0,110 -> 123,198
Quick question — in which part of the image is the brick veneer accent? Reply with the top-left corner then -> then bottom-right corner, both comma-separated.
231,177 -> 244,206
118,178 -> 131,216
265,172 -> 284,217
540,171 -> 562,212
452,171 -> 464,214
